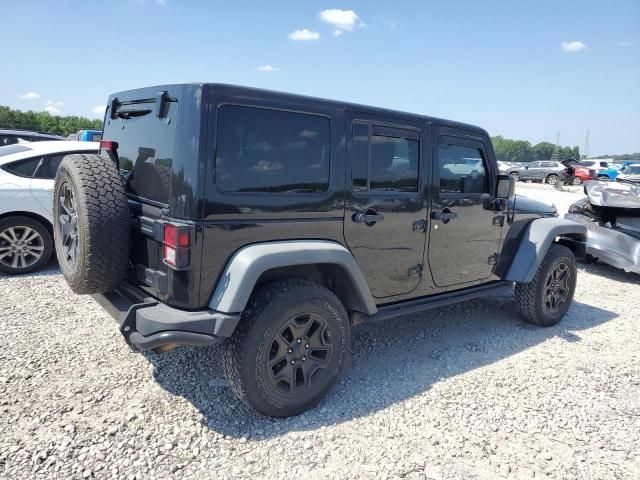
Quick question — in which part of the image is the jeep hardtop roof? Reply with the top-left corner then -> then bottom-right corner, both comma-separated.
107,83 -> 489,136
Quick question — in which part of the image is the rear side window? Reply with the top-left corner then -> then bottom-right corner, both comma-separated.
38,154 -> 66,179
2,156 -> 42,177
438,143 -> 488,194
350,123 -> 420,193
33,152 -> 93,179
215,105 -> 330,193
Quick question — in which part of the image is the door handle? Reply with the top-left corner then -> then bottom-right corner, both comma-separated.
353,211 -> 384,225
431,208 -> 458,224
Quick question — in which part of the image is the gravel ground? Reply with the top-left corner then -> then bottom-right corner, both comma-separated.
2,184 -> 639,480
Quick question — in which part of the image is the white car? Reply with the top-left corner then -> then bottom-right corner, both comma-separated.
616,163 -> 640,184
0,141 -> 98,274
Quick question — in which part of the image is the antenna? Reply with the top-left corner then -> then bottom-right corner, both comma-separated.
551,131 -> 561,162
583,129 -> 590,159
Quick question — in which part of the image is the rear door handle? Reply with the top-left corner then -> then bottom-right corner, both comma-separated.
431,208 -> 458,224
353,211 -> 384,224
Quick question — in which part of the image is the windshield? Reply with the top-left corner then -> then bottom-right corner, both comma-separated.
622,165 -> 640,175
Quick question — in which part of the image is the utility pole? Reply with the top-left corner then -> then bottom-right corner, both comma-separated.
583,129 -> 590,159
551,131 -> 561,162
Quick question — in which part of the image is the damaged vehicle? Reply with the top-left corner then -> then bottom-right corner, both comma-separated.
615,163 -> 640,184
566,180 -> 640,274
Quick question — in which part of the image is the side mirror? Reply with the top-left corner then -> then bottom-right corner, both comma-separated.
496,174 -> 515,200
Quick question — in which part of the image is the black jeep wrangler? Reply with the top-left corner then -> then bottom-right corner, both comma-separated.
53,84 -> 586,417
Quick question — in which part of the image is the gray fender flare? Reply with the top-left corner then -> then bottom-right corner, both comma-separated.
208,240 -> 377,315
504,218 -> 587,283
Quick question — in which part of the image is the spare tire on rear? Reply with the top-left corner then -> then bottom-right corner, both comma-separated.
53,153 -> 130,294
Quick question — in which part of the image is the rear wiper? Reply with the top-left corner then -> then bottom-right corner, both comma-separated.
115,108 -> 152,119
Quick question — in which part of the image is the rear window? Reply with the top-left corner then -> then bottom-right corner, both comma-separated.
0,144 -> 32,156
215,105 -> 330,193
2,156 -> 42,177
104,100 -> 178,205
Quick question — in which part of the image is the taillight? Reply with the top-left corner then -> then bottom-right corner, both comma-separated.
163,223 -> 191,269
99,140 -> 118,152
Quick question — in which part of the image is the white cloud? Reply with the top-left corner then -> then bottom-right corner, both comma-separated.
46,100 -> 64,107
320,9 -> 364,36
618,41 -> 633,47
19,91 -> 40,100
561,40 -> 587,52
44,105 -> 63,115
92,105 -> 107,115
256,65 -> 279,72
288,28 -> 320,41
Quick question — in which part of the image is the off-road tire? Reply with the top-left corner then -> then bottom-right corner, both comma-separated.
53,154 -> 130,294
0,216 -> 53,275
514,244 -> 576,327
222,279 -> 351,417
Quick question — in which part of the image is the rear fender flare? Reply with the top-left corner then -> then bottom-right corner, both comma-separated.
504,218 -> 587,283
208,240 -> 377,315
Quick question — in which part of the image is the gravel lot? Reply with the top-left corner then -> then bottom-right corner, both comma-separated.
2,183 -> 639,479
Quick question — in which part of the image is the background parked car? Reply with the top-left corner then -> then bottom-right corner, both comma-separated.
580,160 -> 611,169
506,160 -> 569,185
616,163 -> 640,184
77,130 -> 102,142
0,141 -> 98,274
0,129 -> 64,146
596,161 -> 639,180
561,159 -> 596,185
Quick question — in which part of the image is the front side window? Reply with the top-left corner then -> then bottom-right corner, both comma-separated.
350,123 -> 419,193
438,143 -> 488,194
216,105 -> 330,193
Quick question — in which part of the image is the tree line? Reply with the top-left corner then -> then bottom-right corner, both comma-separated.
592,152 -> 640,161
491,136 -> 580,163
0,105 -> 103,137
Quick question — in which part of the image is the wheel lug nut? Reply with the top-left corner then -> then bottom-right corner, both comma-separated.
305,344 -> 309,349
302,357 -> 306,361
297,339 -> 301,344
291,360 -> 296,365
287,348 -> 293,353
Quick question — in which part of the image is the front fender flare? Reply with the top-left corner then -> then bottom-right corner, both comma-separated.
208,240 -> 377,315
504,218 -> 587,283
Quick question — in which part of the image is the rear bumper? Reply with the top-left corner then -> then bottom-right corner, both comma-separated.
91,281 -> 240,352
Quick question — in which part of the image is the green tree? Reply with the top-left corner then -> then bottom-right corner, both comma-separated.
0,105 -> 102,137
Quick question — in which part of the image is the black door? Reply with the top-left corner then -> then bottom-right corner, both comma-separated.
343,114 -> 427,298
427,127 -> 503,287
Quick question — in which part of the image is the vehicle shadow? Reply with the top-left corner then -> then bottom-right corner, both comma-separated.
148,292 -> 617,440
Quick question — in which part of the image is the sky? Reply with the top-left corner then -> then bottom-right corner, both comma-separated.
1,0 -> 639,155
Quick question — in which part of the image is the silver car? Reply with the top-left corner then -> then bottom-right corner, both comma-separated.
507,160 -> 569,185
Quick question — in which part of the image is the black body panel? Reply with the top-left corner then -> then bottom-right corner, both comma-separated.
103,83 -> 546,311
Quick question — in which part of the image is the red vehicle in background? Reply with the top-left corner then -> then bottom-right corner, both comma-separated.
563,159 -> 596,185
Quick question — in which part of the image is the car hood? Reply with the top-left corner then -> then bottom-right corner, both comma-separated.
511,195 -> 558,216
616,174 -> 640,184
